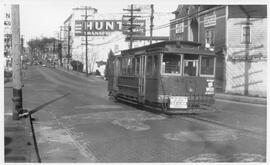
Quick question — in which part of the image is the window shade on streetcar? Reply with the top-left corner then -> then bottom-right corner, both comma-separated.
146,56 -> 153,76
153,55 -> 159,76
127,58 -> 135,75
136,57 -> 140,75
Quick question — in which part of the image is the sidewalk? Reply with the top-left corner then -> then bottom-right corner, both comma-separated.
215,93 -> 267,105
56,67 -> 267,106
55,66 -> 105,83
4,82 -> 36,162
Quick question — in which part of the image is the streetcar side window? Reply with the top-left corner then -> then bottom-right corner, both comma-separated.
127,58 -> 135,75
161,53 -> 181,74
146,56 -> 153,76
135,57 -> 140,75
153,55 -> 159,76
120,57 -> 135,76
200,56 -> 215,76
120,58 -> 125,75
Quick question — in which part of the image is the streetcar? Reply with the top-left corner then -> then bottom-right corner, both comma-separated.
107,40 -> 216,114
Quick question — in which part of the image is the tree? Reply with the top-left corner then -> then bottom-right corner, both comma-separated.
27,37 -> 57,61
104,49 -> 115,79
70,60 -> 83,72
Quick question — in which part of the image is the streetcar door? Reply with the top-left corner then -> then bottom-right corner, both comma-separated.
138,55 -> 146,103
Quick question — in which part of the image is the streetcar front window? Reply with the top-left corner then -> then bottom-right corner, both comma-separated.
161,53 -> 181,74
200,56 -> 215,76
183,54 -> 199,76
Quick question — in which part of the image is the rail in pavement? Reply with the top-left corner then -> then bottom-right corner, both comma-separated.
55,67 -> 267,105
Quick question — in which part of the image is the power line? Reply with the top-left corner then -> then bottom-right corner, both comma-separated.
154,5 -> 225,30
73,6 -> 226,47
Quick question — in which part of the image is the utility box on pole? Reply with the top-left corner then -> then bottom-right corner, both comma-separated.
11,4 -> 23,120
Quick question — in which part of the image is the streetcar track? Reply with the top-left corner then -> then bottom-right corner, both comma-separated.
46,109 -> 97,162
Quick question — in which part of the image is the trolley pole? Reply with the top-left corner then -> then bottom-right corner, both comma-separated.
11,5 -> 23,120
150,4 -> 154,44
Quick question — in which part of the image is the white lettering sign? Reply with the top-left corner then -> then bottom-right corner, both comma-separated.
204,14 -> 216,27
75,20 -> 122,36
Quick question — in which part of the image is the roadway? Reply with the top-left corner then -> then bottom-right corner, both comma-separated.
21,66 -> 266,162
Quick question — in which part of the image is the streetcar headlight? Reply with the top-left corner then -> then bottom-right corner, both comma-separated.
188,87 -> 193,93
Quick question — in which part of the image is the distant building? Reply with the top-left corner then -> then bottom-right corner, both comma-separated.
4,5 -> 12,71
170,5 -> 267,97
62,5 -> 173,75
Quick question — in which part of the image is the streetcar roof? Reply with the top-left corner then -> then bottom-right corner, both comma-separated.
121,40 -> 216,56
164,48 -> 216,56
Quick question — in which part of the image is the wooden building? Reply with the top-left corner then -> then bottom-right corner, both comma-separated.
170,5 -> 267,97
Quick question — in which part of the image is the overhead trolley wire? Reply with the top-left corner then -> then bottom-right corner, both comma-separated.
76,5 -> 225,46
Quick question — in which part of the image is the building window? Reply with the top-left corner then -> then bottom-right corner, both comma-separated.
175,22 -> 184,34
205,28 -> 215,46
177,35 -> 184,41
242,25 -> 251,44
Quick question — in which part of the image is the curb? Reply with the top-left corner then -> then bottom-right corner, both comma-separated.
215,93 -> 267,105
4,115 -> 35,162
54,67 -> 105,82
53,67 -> 267,106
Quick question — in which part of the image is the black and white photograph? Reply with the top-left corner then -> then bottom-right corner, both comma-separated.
2,0 -> 268,163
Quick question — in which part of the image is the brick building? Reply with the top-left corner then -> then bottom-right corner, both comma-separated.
170,5 -> 267,97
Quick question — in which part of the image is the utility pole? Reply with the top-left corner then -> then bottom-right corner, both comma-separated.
73,6 -> 97,77
58,31 -> 63,67
239,5 -> 251,96
53,39 -> 56,67
67,26 -> 71,70
11,5 -> 23,120
150,4 -> 154,44
123,4 -> 141,49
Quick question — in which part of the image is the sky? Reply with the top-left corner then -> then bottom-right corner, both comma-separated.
2,0 -> 268,42
3,0 -> 183,42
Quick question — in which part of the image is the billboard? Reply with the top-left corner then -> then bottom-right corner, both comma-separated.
122,19 -> 146,36
75,20 -> 122,36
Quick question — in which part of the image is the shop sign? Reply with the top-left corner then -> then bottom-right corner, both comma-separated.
122,19 -> 146,36
204,14 -> 216,27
